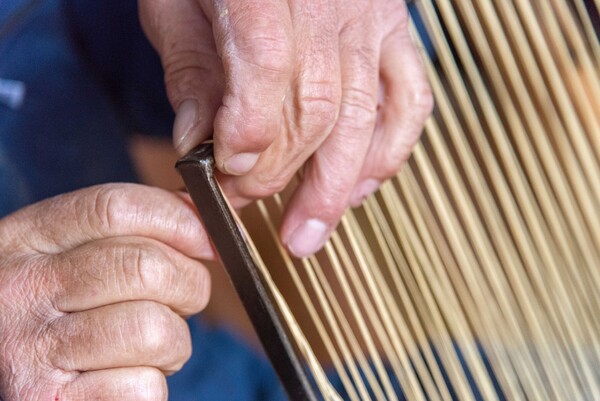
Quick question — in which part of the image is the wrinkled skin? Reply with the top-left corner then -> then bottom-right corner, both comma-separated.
0,185 -> 214,401
0,1 -> 432,399
140,0 -> 433,257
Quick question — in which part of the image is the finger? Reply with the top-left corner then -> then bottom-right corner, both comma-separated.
214,0 -> 341,204
351,10 -> 433,206
1,184 -> 214,259
49,237 -> 210,316
48,301 -> 191,374
59,367 -> 167,401
280,19 -> 381,257
139,0 -> 224,154
201,0 -> 294,175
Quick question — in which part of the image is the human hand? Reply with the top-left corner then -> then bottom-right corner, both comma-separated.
0,184 -> 214,401
139,0 -> 433,257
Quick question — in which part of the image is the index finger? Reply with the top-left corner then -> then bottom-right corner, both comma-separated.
203,0 -> 294,176
51,236 -> 211,316
0,184 -> 215,260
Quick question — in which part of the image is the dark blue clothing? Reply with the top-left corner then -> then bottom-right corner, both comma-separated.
173,319 -> 287,401
0,0 -> 136,212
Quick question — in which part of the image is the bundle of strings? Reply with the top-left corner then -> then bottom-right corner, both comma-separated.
236,1 -> 600,400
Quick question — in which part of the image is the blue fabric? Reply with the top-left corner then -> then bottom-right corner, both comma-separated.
0,0 -> 136,215
170,318 -> 286,401
63,0 -> 175,138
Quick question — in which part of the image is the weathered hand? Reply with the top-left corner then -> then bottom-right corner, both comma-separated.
0,184 -> 214,401
140,0 -> 433,257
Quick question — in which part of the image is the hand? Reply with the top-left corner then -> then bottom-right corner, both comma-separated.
139,0 -> 433,257
0,184 -> 214,401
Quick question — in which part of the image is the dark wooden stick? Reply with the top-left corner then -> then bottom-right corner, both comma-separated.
176,144 -> 318,401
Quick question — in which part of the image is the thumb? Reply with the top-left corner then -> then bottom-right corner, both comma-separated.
139,0 -> 224,154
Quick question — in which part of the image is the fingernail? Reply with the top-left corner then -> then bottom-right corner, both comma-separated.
349,179 -> 380,207
173,99 -> 199,154
286,219 -> 329,258
222,152 -> 260,175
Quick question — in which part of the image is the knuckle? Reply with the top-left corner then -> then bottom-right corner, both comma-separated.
135,303 -> 190,370
244,39 -> 292,75
235,23 -> 293,75
296,81 -> 340,135
85,185 -> 129,233
339,86 -> 378,130
119,240 -> 210,315
349,45 -> 378,79
119,241 -> 171,296
136,303 -> 174,352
